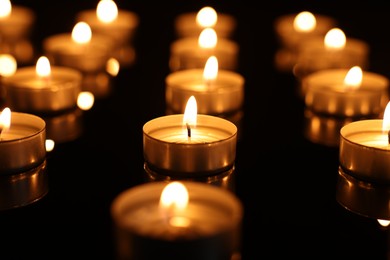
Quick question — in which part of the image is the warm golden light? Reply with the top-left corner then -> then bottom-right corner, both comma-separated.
0,54 -> 17,77
72,22 -> 92,44
0,107 -> 11,134
203,56 -> 218,81
106,57 -> 120,76
377,219 -> 390,227
97,0 -> 118,23
293,11 -> 316,32
77,91 -> 95,111
0,0 -> 11,18
198,28 -> 217,49
343,66 -> 362,90
196,6 -> 217,28
183,96 -> 197,131
45,139 -> 55,152
324,28 -> 346,50
382,101 -> 390,132
36,56 -> 51,78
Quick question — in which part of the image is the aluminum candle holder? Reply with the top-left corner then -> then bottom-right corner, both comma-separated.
0,111 -> 47,210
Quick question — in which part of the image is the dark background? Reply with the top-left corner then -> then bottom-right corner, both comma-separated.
2,1 -> 390,259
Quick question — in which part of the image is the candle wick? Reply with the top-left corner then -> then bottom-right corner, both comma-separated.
388,130 -> 390,145
186,123 -> 191,138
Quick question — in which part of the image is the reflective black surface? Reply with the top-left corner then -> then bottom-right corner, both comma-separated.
2,1 -> 390,259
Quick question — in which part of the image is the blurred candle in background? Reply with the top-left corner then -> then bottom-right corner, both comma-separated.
0,0 -> 35,65
75,0 -> 139,67
174,6 -> 236,39
273,11 -> 337,72
170,27 -> 238,71
293,27 -> 369,79
43,21 -> 115,98
166,56 -> 244,135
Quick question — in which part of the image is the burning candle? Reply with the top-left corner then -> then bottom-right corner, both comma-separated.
0,107 -> 48,210
111,181 -> 243,260
294,28 -> 369,79
2,56 -> 83,114
0,107 -> 46,173
174,6 -> 236,39
0,0 -> 35,42
169,27 -> 238,71
339,102 -> 390,183
43,21 -> 113,74
274,11 -> 337,50
143,96 -> 237,178
166,56 -> 244,116
75,0 -> 139,67
303,66 -> 389,117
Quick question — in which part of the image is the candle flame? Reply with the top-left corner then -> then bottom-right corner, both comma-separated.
0,0 -> 11,18
45,139 -> 55,152
97,0 -> 118,23
198,28 -> 217,49
196,6 -> 217,28
0,54 -> 17,77
72,22 -> 92,44
382,101 -> 390,132
203,56 -> 218,81
324,28 -> 346,50
183,96 -> 197,131
0,107 -> 11,134
343,66 -> 362,91
293,11 -> 316,32
36,56 -> 51,77
377,219 -> 390,227
159,181 -> 190,227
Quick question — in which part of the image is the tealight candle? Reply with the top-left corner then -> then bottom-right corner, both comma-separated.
111,181 -> 243,260
75,0 -> 139,67
2,56 -> 82,114
169,27 -> 238,71
143,96 -> 237,177
174,6 -> 236,39
294,28 -> 369,79
166,56 -> 245,116
0,107 -> 46,174
42,21 -> 113,74
274,11 -> 337,51
339,103 -> 390,183
0,0 -> 35,42
303,66 -> 389,117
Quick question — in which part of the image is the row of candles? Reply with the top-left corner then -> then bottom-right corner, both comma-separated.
274,11 -> 390,226
0,2 -> 244,259
4,1 -> 390,257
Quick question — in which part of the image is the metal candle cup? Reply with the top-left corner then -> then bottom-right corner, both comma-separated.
42,33 -> 113,73
0,112 -> 46,174
169,37 -> 238,72
143,114 -> 237,177
339,119 -> 390,184
174,11 -> 236,39
165,69 -> 244,115
2,66 -> 82,114
303,69 -> 389,117
111,181 -> 243,260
